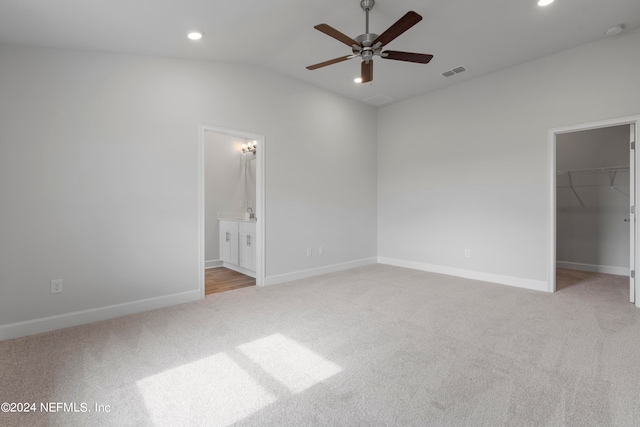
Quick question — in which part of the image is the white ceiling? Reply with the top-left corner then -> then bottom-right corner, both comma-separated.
0,0 -> 638,107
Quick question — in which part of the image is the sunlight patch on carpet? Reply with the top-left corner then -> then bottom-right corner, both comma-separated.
238,333 -> 342,393
136,353 -> 276,426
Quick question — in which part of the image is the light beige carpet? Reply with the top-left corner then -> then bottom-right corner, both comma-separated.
1,265 -> 639,426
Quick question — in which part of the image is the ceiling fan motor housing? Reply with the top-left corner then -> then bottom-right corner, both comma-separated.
355,33 -> 379,48
354,33 -> 381,63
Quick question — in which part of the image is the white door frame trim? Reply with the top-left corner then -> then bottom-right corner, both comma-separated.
548,115 -> 640,308
198,124 -> 266,294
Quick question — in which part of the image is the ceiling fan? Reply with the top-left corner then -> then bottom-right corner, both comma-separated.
306,0 -> 433,83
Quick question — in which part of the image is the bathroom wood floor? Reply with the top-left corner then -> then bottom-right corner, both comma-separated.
205,267 -> 256,295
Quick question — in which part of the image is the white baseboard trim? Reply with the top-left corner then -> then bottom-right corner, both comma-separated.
378,257 -> 549,293
205,259 -> 223,269
264,257 -> 377,286
222,262 -> 256,278
556,261 -> 629,276
0,290 -> 202,341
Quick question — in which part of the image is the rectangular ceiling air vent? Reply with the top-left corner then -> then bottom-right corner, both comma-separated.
441,66 -> 467,78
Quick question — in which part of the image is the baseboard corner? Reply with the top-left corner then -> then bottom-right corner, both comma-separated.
264,257 -> 377,286
556,261 -> 628,276
378,257 -> 549,293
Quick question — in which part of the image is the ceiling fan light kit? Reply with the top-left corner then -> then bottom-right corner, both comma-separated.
306,0 -> 433,83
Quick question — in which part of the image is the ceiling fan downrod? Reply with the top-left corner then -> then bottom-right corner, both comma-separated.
361,0 -> 374,33
357,0 -> 379,63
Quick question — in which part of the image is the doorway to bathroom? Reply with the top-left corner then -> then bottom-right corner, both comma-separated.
198,124 -> 265,296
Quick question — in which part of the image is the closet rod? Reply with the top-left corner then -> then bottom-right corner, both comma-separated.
556,165 -> 629,175
556,165 -> 630,204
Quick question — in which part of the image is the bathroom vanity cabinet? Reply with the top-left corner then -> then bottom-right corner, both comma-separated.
219,220 -> 256,277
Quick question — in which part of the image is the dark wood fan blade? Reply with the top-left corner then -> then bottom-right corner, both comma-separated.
382,51 -> 433,64
373,11 -> 422,47
306,55 -> 353,70
361,61 -> 373,83
314,24 -> 360,47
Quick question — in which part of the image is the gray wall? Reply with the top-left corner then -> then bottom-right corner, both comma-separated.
0,44 -> 377,332
377,29 -> 640,288
556,125 -> 630,271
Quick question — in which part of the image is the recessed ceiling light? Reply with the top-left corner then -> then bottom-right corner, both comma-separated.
537,0 -> 554,6
187,31 -> 204,41
354,77 -> 363,83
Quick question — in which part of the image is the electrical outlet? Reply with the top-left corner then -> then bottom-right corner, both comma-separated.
51,279 -> 63,293
306,248 -> 312,257
319,246 -> 324,255
247,201 -> 252,208
464,249 -> 471,258
239,201 -> 245,208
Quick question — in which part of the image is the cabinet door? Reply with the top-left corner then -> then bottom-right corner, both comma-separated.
239,232 -> 256,271
220,229 -> 239,265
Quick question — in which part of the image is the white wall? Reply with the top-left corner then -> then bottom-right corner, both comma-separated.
556,125 -> 630,273
377,29 -> 640,290
204,132 -> 256,264
0,44 -> 377,338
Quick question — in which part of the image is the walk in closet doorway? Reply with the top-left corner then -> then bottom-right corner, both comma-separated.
549,116 -> 639,307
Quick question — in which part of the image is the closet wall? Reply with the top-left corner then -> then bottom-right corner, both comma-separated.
556,125 -> 631,274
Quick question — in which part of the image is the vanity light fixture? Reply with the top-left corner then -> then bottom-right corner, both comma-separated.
187,30 -> 204,40
537,0 -> 554,6
354,77 -> 363,83
242,141 -> 257,154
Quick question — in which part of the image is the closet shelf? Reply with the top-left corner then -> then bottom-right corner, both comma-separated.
556,165 -> 629,175
556,165 -> 630,207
